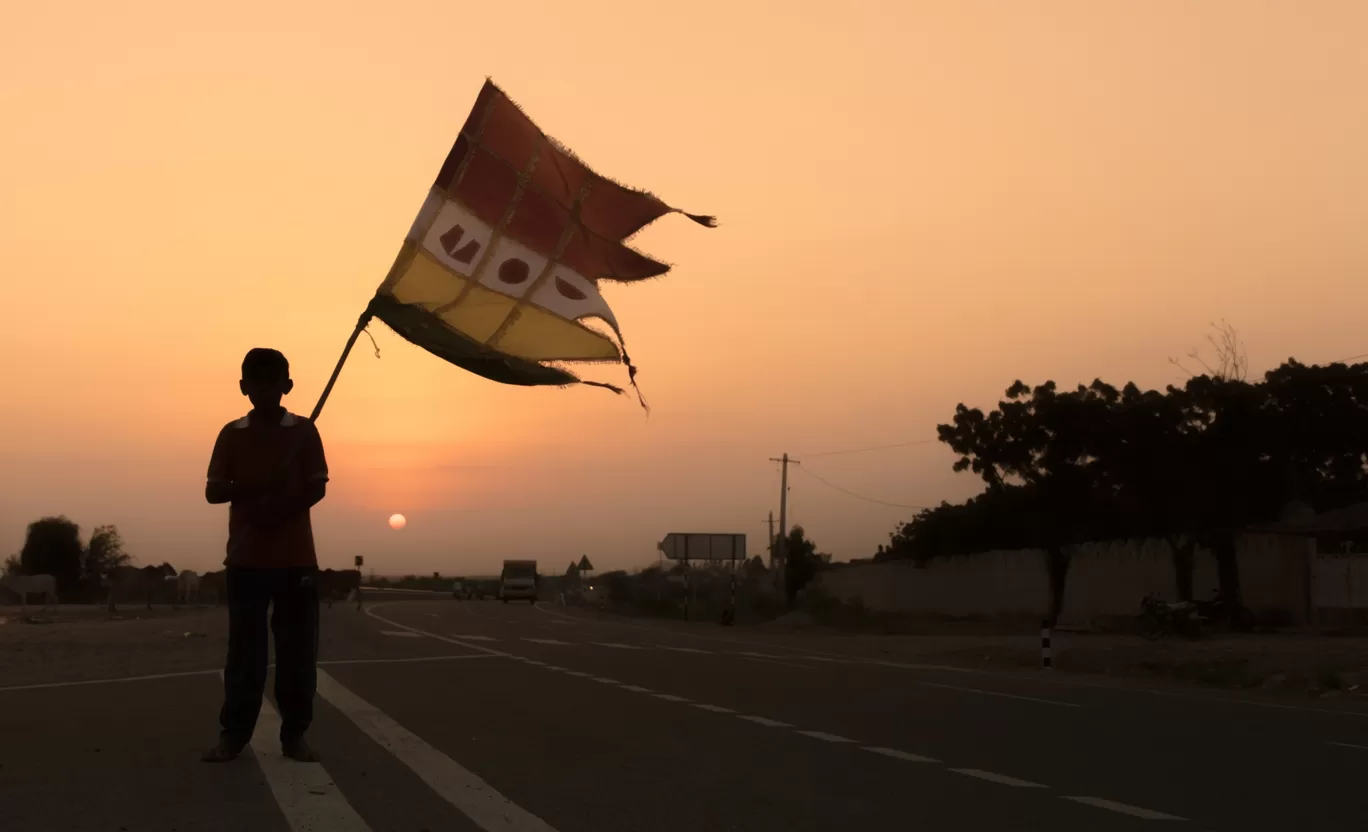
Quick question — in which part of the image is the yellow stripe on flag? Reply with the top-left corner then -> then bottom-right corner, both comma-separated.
388,252 -> 620,363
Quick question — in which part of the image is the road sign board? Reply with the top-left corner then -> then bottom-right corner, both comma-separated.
355,555 -> 364,567
658,533 -> 746,561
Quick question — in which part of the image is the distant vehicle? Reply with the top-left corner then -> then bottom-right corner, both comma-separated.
500,560 -> 538,603
451,579 -> 466,599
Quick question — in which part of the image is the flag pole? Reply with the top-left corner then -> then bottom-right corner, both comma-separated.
309,304 -> 376,423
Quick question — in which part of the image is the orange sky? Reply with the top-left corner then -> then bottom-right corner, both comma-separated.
2,1 -> 1366,575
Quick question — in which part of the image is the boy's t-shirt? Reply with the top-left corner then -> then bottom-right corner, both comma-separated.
207,410 -> 328,568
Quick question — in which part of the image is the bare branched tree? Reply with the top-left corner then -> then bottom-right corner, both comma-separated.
1170,320 -> 1248,382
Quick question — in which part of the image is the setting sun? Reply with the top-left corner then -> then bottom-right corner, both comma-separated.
388,513 -> 407,530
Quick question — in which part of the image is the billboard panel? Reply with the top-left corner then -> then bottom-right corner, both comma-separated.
658,533 -> 746,561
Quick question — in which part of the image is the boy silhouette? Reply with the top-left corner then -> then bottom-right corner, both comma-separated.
202,348 -> 328,763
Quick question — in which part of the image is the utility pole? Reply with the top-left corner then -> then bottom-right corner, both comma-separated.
767,511 -> 775,568
769,453 -> 798,595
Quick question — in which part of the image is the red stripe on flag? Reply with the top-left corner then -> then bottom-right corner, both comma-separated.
430,81 -> 693,282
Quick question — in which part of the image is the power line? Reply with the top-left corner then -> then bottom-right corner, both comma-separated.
800,438 -> 939,458
795,466 -> 927,511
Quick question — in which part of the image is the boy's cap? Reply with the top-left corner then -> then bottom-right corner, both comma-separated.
242,348 -> 290,381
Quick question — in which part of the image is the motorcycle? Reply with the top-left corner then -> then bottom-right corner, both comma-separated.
1138,593 -> 1207,640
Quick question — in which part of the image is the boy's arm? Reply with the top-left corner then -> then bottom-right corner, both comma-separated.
205,426 -> 236,504
205,426 -> 270,504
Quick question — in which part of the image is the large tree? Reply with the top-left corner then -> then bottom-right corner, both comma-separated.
84,525 -> 132,585
936,379 -> 1125,622
783,526 -> 824,602
896,357 -> 1368,624
19,516 -> 84,593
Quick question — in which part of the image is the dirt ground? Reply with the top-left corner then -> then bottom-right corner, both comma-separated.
557,603 -> 1368,699
9,600 -> 1368,703
0,604 -> 229,688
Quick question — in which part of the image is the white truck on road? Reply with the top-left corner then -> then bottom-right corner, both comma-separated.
499,560 -> 538,603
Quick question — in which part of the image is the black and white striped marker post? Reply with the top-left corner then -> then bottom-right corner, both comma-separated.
1041,619 -> 1052,669
726,565 -> 737,625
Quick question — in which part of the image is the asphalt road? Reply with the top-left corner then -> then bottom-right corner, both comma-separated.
3,598 -> 1367,831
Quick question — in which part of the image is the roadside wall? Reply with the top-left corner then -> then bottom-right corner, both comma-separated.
816,533 -> 1315,624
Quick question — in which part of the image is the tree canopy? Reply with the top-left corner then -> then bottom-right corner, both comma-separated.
19,516 -> 84,593
882,355 -> 1368,621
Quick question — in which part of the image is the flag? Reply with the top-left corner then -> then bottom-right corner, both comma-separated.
368,79 -> 713,402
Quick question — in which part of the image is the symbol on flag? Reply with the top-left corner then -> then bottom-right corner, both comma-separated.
359,79 -> 714,408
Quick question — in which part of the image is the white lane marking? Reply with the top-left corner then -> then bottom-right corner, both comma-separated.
795,730 -> 856,743
528,601 -> 1368,721
448,634 -> 498,641
737,655 -> 815,671
543,666 -> 567,672
523,660 -> 547,667
692,704 -> 735,713
522,638 -> 570,646
1062,796 -> 1185,820
318,655 -> 498,666
950,769 -> 1047,788
654,694 -> 690,702
620,685 -> 654,693
592,642 -> 643,650
862,746 -> 940,763
244,675 -> 372,832
0,668 -> 220,693
0,653 -> 498,693
379,630 -> 424,638
917,680 -> 1079,708
859,659 -> 978,673
531,603 -> 979,669
737,715 -> 791,728
1328,741 -> 1368,750
657,645 -> 710,654
564,671 -> 594,678
317,670 -> 558,832
591,677 -> 621,685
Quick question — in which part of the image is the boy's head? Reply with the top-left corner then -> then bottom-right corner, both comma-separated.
240,348 -> 293,410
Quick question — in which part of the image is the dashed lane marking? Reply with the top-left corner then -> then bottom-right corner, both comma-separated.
522,638 -> 571,646
736,655 -> 816,671
1062,797 -> 1184,820
592,642 -> 643,650
364,602 -> 1190,820
379,631 -> 424,638
950,769 -> 1047,788
448,634 -> 498,641
317,670 -> 559,832
318,655 -> 498,666
591,677 -> 621,685
658,645 -> 711,654
1328,741 -> 1368,751
795,730 -> 856,743
862,746 -> 939,764
737,715 -> 791,728
916,680 -> 1079,708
